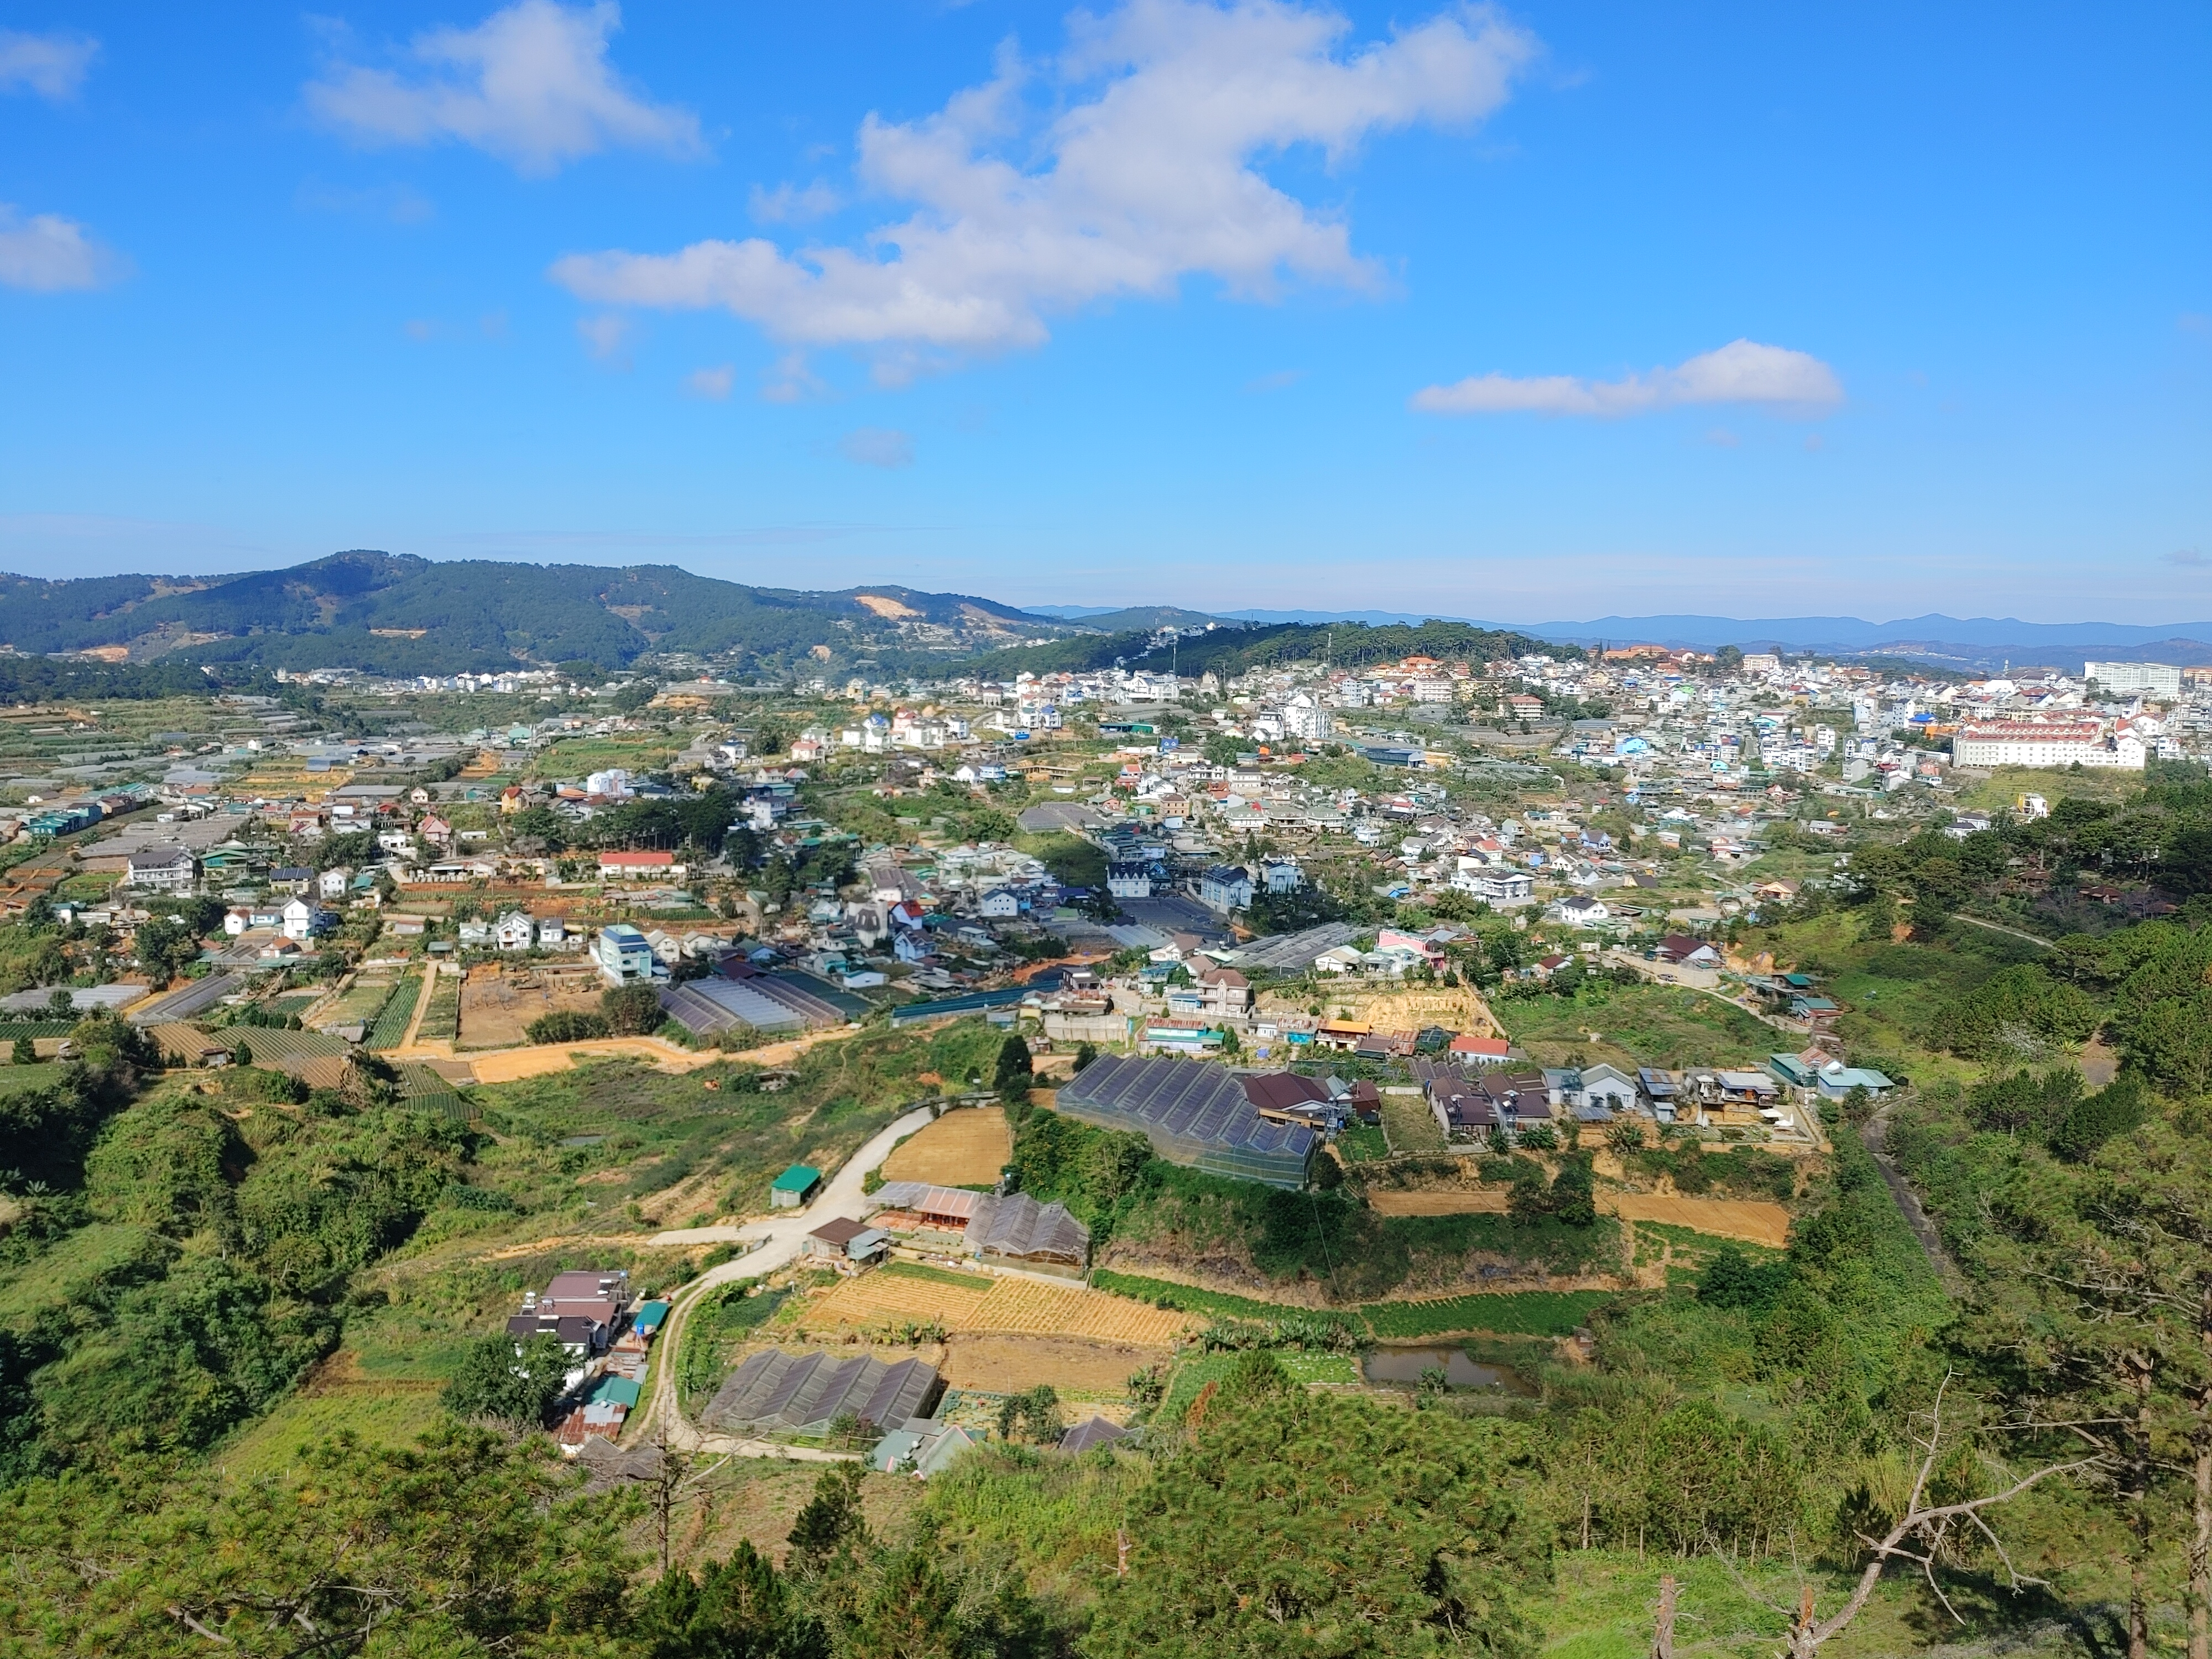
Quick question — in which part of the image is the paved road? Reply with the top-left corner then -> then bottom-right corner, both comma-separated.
631,1104 -> 937,1452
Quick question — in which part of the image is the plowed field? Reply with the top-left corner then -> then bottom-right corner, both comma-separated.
1365,1188 -> 1507,1215
800,1271 -> 1191,1347
1606,1193 -> 1791,1248
881,1107 -> 1011,1186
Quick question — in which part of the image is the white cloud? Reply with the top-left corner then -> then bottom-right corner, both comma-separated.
749,180 -> 842,224
576,312 -> 630,361
1411,339 -> 1844,417
840,427 -> 914,468
550,0 -> 1536,367
0,205 -> 113,291
685,364 -> 734,399
306,0 -> 702,176
760,351 -> 826,404
0,29 -> 98,100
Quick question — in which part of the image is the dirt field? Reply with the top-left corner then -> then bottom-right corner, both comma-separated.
458,966 -> 607,1051
881,1107 -> 1011,1186
801,1271 -> 1193,1347
1260,982 -> 1500,1037
940,1333 -> 1152,1397
462,1037 -> 719,1083
1606,1193 -> 1792,1248
799,1270 -> 992,1331
1366,1188 -> 1509,1216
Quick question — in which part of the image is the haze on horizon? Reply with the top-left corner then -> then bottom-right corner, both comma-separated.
0,1 -> 2204,624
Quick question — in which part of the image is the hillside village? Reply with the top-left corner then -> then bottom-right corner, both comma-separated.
0,620 -> 2199,1650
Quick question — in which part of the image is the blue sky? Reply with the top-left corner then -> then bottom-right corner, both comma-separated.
0,1 -> 2205,623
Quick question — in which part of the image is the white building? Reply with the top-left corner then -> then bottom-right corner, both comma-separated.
2085,661 -> 2182,698
1953,720 -> 2145,770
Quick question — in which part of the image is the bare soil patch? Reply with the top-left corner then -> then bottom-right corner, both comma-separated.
1604,1193 -> 1791,1248
940,1333 -> 1150,1398
1366,1189 -> 1510,1217
458,966 -> 605,1051
881,1107 -> 1011,1186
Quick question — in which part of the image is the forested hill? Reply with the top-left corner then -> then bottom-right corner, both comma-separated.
957,617 -> 1584,681
0,552 -> 1074,677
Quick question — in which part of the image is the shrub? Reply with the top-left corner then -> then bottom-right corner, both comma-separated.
525,1011 -> 609,1045
601,982 -> 664,1036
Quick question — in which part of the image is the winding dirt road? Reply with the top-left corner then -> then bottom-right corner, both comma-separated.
628,1104 -> 937,1456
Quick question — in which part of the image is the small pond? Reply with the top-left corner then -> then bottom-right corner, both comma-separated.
1361,1345 -> 1532,1393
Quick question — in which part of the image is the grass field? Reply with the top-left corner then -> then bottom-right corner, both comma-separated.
216,1355 -> 443,1479
1160,1349 -> 1360,1420
1378,1095 -> 1447,1154
1500,981 -> 1778,1071
880,1106 -> 1011,1186
0,1062 -> 64,1094
1334,1121 -> 1391,1162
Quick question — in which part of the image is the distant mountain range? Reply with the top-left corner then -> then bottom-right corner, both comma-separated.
3,551 -> 2204,680
0,552 -> 1078,677
1222,608 -> 2212,674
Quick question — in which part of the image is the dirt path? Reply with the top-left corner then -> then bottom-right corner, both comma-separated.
1861,1102 -> 1963,1292
629,1105 -> 938,1455
1949,913 -> 2056,951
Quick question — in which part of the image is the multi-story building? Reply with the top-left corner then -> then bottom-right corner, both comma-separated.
1952,720 -> 2145,769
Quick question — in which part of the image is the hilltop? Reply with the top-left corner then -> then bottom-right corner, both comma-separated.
0,552 -> 1075,679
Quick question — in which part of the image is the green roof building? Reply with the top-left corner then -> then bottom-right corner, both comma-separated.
770,1164 -> 823,1208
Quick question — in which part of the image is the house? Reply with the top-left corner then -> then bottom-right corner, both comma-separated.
804,1215 -> 891,1266
1448,1034 -> 1513,1067
1651,934 -> 1721,969
1557,895 -> 1611,927
1107,861 -> 1154,899
1197,865 -> 1254,913
458,917 -> 492,947
599,850 -> 681,881
977,888 -> 1021,920
281,897 -> 334,940
126,844 -> 196,892
595,923 -> 661,985
495,910 -> 536,951
770,1164 -> 822,1208
1546,1063 -> 1639,1116
1418,1062 -> 1550,1141
1060,1416 -> 1133,1454
1453,868 -> 1535,904
319,865 -> 353,900
1260,857 -> 1303,895
538,915 -> 570,946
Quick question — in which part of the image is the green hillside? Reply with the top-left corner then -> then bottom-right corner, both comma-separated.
0,552 -> 1073,677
